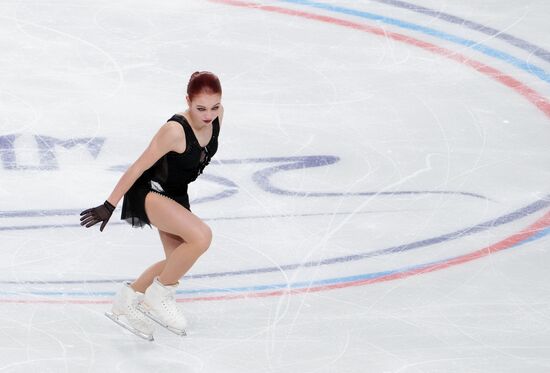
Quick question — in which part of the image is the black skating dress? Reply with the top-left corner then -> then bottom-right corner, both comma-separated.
121,114 -> 220,228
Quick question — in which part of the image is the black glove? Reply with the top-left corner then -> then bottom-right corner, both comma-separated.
80,200 -> 115,232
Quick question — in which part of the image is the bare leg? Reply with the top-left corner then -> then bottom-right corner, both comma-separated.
131,230 -> 184,293
143,192 -> 212,286
131,260 -> 165,293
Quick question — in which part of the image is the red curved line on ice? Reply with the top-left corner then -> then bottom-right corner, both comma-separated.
209,0 -> 550,118
3,210 -> 548,304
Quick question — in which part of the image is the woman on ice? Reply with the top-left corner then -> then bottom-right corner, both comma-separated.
80,71 -> 223,340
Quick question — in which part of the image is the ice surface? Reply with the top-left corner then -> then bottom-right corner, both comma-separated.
1,0 -> 550,372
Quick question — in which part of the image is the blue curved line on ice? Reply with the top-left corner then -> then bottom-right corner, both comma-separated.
4,226 -> 550,298
0,156 -> 488,224
250,156 -> 486,200
371,0 -> 550,64
2,195 -> 549,286
278,0 -> 550,84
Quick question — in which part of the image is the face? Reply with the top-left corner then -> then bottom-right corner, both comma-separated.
186,92 -> 222,127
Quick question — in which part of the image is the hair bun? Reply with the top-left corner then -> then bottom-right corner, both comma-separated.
187,71 -> 222,101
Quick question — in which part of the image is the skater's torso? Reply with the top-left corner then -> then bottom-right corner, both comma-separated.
121,113 -> 220,226
148,114 -> 220,191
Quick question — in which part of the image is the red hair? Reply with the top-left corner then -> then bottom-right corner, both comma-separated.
186,71 -> 222,101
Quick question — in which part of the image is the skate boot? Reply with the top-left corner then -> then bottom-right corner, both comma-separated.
105,281 -> 155,341
137,277 -> 187,336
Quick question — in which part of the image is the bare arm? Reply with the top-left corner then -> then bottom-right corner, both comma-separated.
106,121 -> 184,206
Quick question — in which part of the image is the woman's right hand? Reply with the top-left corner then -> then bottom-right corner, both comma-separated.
80,201 -> 115,232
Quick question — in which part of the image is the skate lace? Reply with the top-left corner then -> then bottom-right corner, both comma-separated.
126,297 -> 150,323
118,292 -> 153,333
162,289 -> 185,321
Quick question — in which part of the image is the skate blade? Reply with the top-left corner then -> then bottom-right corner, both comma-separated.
105,312 -> 154,341
136,304 -> 187,336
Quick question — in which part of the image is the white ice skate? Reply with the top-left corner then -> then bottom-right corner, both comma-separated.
137,277 -> 187,336
105,281 -> 155,341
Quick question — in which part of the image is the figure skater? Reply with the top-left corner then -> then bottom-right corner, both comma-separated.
79,71 -> 224,340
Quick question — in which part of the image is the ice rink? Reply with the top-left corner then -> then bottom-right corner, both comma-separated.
1,0 -> 550,372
